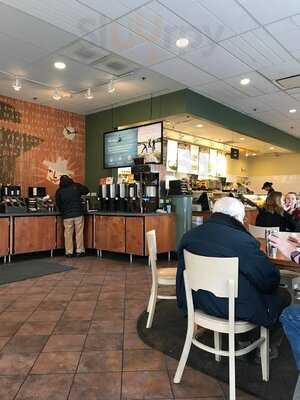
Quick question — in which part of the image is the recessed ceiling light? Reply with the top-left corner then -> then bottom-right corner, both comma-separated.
195,124 -> 203,128
245,153 -> 249,157
269,146 -> 274,150
289,108 -> 297,113
252,153 -> 257,156
52,89 -> 61,101
12,78 -> 21,91
54,61 -> 66,70
176,38 -> 189,48
85,88 -> 94,100
108,79 -> 115,94
240,78 -> 251,86
239,137 -> 245,141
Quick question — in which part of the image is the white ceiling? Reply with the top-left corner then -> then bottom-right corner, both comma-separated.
1,1 -> 300,141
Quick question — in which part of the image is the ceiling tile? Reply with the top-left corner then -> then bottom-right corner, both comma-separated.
159,0 -> 258,41
266,17 -> 300,57
59,39 -> 110,65
77,0 -> 150,19
24,55 -> 113,92
85,22 -> 146,54
221,28 -> 295,70
121,42 -> 174,66
184,44 -> 252,78
225,71 -> 280,96
0,0 -> 110,36
0,2 -> 76,52
254,92 -> 300,114
118,1 -> 213,55
238,0 -> 300,25
0,32 -> 50,74
259,60 -> 300,80
151,58 -> 216,86
193,80 -> 249,105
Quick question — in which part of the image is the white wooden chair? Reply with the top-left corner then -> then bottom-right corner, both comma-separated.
146,230 -> 176,329
249,225 -> 298,302
174,250 -> 269,400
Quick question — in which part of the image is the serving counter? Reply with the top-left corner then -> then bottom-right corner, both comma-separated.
0,212 -> 176,263
192,207 -> 258,228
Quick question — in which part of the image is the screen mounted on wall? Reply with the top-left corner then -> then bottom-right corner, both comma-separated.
103,121 -> 163,169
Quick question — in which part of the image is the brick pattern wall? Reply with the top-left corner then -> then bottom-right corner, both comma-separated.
0,95 -> 85,197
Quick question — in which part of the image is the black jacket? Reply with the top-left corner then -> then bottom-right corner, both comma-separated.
256,208 -> 295,231
177,213 -> 281,327
55,180 -> 89,219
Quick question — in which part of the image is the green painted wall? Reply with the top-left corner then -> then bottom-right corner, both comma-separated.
86,89 -> 300,191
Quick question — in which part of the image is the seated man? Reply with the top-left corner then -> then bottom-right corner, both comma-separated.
177,197 -> 290,352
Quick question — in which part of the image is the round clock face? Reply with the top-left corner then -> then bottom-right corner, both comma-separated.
63,126 -> 76,141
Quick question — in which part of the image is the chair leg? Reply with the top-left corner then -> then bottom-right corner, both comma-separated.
260,327 -> 269,382
146,284 -> 157,329
214,332 -> 222,362
173,320 -> 194,383
147,287 -> 154,313
228,332 -> 236,400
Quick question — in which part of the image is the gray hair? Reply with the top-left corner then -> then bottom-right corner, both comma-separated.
212,197 -> 245,223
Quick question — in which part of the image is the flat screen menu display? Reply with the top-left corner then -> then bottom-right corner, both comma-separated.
103,122 -> 162,168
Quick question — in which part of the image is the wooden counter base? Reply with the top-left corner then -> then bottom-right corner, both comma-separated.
0,213 -> 176,261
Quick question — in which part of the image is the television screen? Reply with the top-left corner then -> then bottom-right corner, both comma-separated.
103,122 -> 162,169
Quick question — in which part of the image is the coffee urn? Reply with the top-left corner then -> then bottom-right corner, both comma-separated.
117,183 -> 128,212
108,183 -> 116,212
98,184 -> 109,211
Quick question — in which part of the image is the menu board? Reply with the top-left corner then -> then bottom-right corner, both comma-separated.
137,122 -> 162,164
104,128 -> 138,168
190,145 -> 199,174
166,140 -> 178,172
177,143 -> 191,173
104,122 -> 162,168
198,150 -> 209,177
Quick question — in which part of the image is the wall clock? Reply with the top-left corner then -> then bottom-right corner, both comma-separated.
63,126 -> 76,141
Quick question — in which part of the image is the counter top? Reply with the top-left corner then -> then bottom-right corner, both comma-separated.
0,211 -> 173,218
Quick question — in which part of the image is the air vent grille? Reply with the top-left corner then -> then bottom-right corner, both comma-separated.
276,74 -> 300,90
93,54 -> 140,76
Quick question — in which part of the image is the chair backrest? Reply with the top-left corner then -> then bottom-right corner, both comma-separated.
146,230 -> 158,283
248,224 -> 280,239
183,250 -> 239,332
183,250 -> 239,298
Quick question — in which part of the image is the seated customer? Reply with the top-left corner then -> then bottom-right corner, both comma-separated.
269,233 -> 300,400
256,191 -> 295,231
177,197 -> 290,350
284,192 -> 300,232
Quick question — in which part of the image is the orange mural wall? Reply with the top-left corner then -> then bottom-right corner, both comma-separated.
0,95 -> 85,197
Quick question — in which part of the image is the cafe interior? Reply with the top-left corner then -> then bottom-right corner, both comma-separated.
1,1 -> 300,399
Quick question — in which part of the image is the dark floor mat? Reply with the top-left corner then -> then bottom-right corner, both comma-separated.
0,260 -> 75,285
137,300 -> 297,400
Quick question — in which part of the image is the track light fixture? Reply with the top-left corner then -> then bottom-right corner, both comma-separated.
108,79 -> 115,94
85,88 -> 94,99
52,88 -> 61,101
12,78 -> 22,91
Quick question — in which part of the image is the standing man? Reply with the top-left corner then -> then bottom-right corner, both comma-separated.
55,175 -> 89,257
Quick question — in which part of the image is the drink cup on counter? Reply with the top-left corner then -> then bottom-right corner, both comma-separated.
265,228 -> 279,258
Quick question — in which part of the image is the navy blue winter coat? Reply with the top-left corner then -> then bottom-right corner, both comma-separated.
177,212 -> 281,327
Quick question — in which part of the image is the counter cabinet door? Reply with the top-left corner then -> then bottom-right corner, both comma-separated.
56,216 -> 64,249
95,216 -> 125,253
84,215 -> 94,249
0,218 -> 10,256
145,214 -> 176,255
14,216 -> 56,254
125,217 -> 144,256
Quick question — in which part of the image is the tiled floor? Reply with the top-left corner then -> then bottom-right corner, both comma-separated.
0,255 -> 257,400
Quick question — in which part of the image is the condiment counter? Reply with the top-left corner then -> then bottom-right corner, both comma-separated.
0,212 -> 176,263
